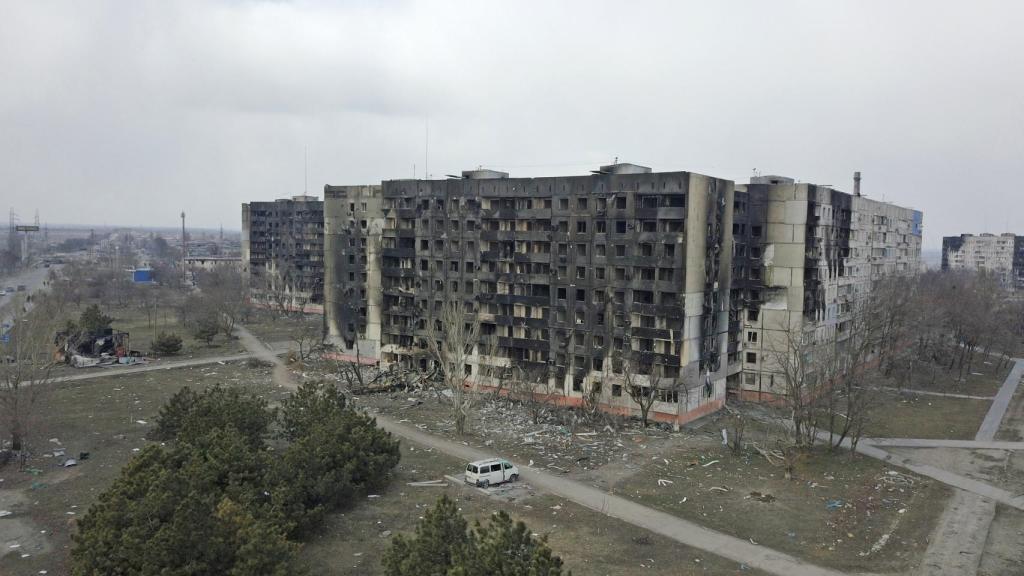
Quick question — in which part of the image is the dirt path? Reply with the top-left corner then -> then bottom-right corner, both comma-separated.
233,324 -> 295,389
372,414 -> 857,576
863,438 -> 1024,450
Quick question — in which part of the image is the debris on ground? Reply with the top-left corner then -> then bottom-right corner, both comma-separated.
407,479 -> 448,487
826,499 -> 845,510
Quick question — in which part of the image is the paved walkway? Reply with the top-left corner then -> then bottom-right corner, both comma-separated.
374,415 -> 851,576
975,358 -> 1024,441
816,432 -> 1024,511
862,438 -> 1024,450
915,490 -> 995,576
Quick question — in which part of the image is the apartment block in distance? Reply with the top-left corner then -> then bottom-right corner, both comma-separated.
325,163 -> 735,425
241,195 -> 325,313
730,173 -> 923,401
942,233 -> 1024,291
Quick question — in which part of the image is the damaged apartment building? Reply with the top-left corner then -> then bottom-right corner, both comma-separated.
730,173 -> 923,401
942,233 -> 1024,291
241,194 -> 325,313
301,165 -> 922,424
325,164 -> 736,424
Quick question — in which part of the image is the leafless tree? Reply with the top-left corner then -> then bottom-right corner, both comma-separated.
771,328 -> 826,447
507,363 -> 557,425
423,299 -> 480,435
618,353 -> 678,429
0,294 -> 62,461
291,319 -> 324,362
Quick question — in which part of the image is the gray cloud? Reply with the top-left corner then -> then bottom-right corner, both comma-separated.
1,0 -> 1022,246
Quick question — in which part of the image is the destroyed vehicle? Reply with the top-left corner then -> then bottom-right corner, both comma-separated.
465,458 -> 519,488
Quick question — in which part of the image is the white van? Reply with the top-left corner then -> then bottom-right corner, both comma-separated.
465,458 -> 519,488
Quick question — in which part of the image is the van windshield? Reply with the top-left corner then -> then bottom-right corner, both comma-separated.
467,465 -> 477,473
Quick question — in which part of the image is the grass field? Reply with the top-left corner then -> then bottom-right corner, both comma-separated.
615,442 -> 949,573
0,361 -> 763,576
0,361 -> 279,576
865,392 -> 991,440
300,439 -> 767,576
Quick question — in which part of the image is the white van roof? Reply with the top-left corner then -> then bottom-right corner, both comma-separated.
468,458 -> 505,467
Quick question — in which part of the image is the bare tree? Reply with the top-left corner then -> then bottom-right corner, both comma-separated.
771,328 -> 826,447
619,353 -> 678,429
423,299 -> 480,435
291,319 -> 324,362
507,363 -> 557,425
0,294 -> 62,461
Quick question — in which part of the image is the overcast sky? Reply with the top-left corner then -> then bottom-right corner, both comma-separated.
2,1 -> 1022,247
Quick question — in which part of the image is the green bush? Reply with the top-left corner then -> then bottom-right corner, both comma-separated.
74,381 -> 400,575
151,331 -> 183,356
383,496 -> 566,576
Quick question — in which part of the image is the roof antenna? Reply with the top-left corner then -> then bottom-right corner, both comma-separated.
304,145 -> 308,195
613,156 -> 618,165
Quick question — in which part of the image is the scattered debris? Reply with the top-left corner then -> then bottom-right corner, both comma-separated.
826,499 -> 845,511
657,479 -> 674,487
63,458 -> 78,467
709,486 -> 730,493
407,480 -> 448,487
701,460 -> 720,467
748,491 -> 775,503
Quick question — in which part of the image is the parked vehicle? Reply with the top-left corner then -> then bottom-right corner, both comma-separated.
465,458 -> 519,488
16,285 -> 26,292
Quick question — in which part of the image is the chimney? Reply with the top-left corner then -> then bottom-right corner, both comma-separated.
853,171 -> 861,196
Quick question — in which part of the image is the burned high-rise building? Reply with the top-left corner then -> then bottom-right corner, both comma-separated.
325,163 -> 735,424
942,233 -> 1023,291
730,175 -> 923,400
323,184 -> 385,361
309,166 -> 923,422
241,195 -> 325,313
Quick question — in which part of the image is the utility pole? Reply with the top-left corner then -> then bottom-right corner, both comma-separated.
181,211 -> 187,285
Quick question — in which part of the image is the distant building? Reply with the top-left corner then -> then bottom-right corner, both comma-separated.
241,195 -> 324,313
184,256 -> 242,273
942,233 -> 1023,291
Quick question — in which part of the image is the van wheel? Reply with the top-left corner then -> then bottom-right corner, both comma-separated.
510,474 -> 518,482
480,480 -> 490,488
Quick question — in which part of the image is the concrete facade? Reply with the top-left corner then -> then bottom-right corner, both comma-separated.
324,184 -> 384,361
324,164 -> 734,424
730,178 -> 923,399
942,233 -> 1023,291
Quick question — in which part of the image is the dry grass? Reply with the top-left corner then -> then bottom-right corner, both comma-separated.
0,362 -> 279,576
866,392 -> 991,440
300,440 -> 768,576
616,442 -> 949,573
